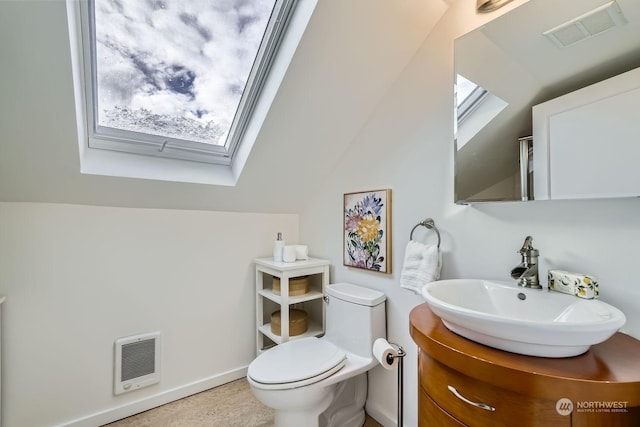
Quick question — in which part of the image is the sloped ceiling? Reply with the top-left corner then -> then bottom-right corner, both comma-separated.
0,0 -> 448,213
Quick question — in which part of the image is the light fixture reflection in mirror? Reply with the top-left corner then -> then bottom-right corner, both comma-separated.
477,0 -> 515,13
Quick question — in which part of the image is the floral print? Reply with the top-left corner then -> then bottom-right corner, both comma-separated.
357,215 -> 380,243
344,191 -> 387,271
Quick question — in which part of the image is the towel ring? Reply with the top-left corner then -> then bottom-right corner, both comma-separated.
409,218 -> 441,248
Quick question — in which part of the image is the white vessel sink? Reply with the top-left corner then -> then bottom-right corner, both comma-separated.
421,279 -> 626,358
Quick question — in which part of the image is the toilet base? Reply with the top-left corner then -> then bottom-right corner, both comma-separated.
249,372 -> 370,427
249,381 -> 337,427
320,373 -> 368,427
275,406 -> 331,427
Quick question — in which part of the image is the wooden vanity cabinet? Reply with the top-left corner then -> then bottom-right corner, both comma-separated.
410,304 -> 640,427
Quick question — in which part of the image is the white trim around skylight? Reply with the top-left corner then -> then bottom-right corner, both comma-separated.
66,0 -> 318,185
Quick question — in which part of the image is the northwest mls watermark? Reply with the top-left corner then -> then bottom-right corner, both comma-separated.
556,398 -> 629,416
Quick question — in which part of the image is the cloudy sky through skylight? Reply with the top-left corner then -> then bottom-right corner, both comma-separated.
94,0 -> 276,145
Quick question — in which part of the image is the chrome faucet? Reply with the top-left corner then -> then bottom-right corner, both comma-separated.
510,236 -> 541,289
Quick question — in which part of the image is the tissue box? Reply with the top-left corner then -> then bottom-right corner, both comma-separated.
548,270 -> 599,299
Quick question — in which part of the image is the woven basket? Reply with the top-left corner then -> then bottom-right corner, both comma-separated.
270,309 -> 308,336
272,276 -> 309,296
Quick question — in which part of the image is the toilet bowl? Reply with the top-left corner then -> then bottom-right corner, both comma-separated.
247,283 -> 386,427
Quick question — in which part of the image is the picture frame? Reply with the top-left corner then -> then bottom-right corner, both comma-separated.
343,189 -> 392,273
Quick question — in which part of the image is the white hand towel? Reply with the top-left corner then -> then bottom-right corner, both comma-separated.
400,240 -> 441,294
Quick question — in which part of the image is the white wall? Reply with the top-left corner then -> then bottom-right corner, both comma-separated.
299,0 -> 640,426
0,202 -> 297,426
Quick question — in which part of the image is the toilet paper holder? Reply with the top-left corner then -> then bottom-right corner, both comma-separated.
376,340 -> 406,427
384,342 -> 406,366
391,343 -> 406,427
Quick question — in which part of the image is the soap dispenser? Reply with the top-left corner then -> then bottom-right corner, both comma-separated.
273,232 -> 284,262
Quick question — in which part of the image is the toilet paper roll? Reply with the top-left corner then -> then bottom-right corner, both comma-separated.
373,338 -> 398,370
282,245 -> 297,263
295,245 -> 309,260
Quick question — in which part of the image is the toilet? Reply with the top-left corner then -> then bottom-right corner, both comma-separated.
247,282 -> 386,427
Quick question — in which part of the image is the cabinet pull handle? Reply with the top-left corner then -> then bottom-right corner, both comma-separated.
447,385 -> 496,412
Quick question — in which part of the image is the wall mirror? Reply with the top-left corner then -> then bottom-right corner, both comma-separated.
454,0 -> 640,203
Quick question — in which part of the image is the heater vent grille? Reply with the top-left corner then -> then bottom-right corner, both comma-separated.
121,339 -> 156,381
543,1 -> 627,48
114,332 -> 161,395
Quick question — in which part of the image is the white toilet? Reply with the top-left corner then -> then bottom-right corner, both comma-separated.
247,282 -> 386,427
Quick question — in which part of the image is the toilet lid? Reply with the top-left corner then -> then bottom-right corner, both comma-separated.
248,337 -> 346,385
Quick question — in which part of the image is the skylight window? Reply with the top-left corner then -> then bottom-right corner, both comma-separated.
73,0 -> 298,167
455,74 -> 508,151
456,74 -> 488,123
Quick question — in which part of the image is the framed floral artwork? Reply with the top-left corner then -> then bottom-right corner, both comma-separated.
343,189 -> 392,273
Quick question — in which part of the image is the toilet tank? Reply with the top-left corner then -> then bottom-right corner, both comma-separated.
324,283 -> 386,357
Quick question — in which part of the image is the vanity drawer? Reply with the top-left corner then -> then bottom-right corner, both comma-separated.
420,354 -> 570,427
420,387 -> 464,427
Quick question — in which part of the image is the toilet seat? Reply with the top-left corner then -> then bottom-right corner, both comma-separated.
248,337 -> 346,390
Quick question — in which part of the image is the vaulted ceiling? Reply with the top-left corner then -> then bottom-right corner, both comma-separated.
0,0 -> 448,213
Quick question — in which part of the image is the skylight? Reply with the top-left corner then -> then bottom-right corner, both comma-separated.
455,74 -> 508,151
92,0 -> 276,150
69,0 -> 300,170
456,74 -> 488,123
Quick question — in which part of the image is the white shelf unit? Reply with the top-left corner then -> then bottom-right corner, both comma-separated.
254,257 -> 330,353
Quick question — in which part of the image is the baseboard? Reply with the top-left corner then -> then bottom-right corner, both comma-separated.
57,366 -> 248,427
365,403 -> 396,427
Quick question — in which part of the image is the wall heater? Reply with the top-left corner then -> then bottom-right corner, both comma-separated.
114,331 -> 161,395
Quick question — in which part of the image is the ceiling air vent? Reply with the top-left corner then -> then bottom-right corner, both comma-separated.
543,1 -> 627,48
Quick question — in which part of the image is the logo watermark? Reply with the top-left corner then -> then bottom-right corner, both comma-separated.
556,398 -> 629,416
556,398 -> 573,416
